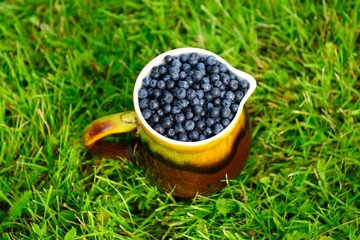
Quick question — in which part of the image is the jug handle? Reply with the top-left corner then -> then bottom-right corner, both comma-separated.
82,111 -> 138,160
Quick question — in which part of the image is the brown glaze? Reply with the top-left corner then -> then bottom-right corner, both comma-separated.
131,112 -> 251,198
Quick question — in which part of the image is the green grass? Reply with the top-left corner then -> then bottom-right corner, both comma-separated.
1,0 -> 359,239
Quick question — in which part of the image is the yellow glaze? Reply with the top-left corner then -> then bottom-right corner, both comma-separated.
137,110 -> 246,168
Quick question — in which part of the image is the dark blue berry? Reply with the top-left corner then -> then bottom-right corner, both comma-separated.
151,67 -> 160,78
221,107 -> 231,118
159,65 -> 168,75
196,62 -> 205,70
178,133 -> 189,142
213,98 -> 221,105
206,117 -> 216,127
199,134 -> 206,141
231,103 -> 239,113
187,89 -> 197,100
188,130 -> 199,140
225,91 -> 235,102
240,80 -> 250,89
193,70 -> 204,82
175,113 -> 185,123
196,89 -> 204,98
210,74 -> 220,82
164,55 -> 173,64
153,124 -> 165,134
220,73 -> 230,84
229,80 -> 239,91
235,90 -> 244,102
184,120 -> 195,131
172,59 -> 182,68
206,56 -> 217,66
204,127 -> 212,137
222,99 -> 232,107
149,99 -> 160,110
170,72 -> 179,81
178,80 -> 189,89
161,117 -> 173,128
180,54 -> 190,63
193,105 -> 204,115
210,87 -> 220,98
150,113 -> 160,123
185,110 -> 194,120
163,74 -> 171,81
151,89 -> 162,99
196,120 -> 206,131
150,79 -> 158,88
177,99 -> 189,109
138,88 -> 148,99
218,63 -> 228,72
142,77 -> 151,87
175,88 -> 186,99
210,107 -> 220,118
167,128 -> 176,137
204,93 -> 213,102
139,99 -> 149,109
202,76 -> 210,83
163,91 -> 174,104
181,63 -> 191,72
175,123 -> 185,134
171,105 -> 181,115
179,71 -> 187,79
156,108 -> 164,118
142,109 -> 152,120
157,80 -> 166,90
222,118 -> 231,127
191,97 -> 200,106
210,66 -> 220,74
212,123 -> 224,135
162,104 -> 172,113
214,79 -> 222,87
188,53 -> 199,66
166,80 -> 175,89
201,83 -> 211,92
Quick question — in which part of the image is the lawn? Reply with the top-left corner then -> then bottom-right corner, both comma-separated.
1,0 -> 359,239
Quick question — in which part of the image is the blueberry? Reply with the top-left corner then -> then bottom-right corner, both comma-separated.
187,70 -> 195,76
221,107 -> 231,118
181,63 -> 191,72
178,80 -> 189,89
196,120 -> 206,131
210,107 -> 220,118
156,108 -> 164,118
235,90 -> 244,102
175,88 -> 186,99
187,89 -> 197,100
151,89 -> 162,99
225,91 -> 235,102
206,56 -> 217,66
179,71 -> 187,79
191,97 -> 200,106
161,117 -> 173,128
170,72 -> 179,81
222,118 -> 231,127
193,70 -> 204,82
151,67 -> 160,78
184,120 -> 195,131
218,63 -> 228,72
142,109 -> 152,120
202,76 -> 210,83
150,79 -> 158,88
201,83 -> 211,92
212,123 -> 224,135
222,99 -> 232,107
204,102 -> 214,111
231,103 -> 239,113
150,113 -> 160,123
185,110 -> 194,120
166,80 -> 175,89
178,133 -> 189,142
142,77 -> 151,87
210,65 -> 220,74
229,80 -> 239,91
204,127 -> 213,137
204,93 -> 213,102
177,99 -> 189,109
167,128 -> 176,137
153,124 -> 165,134
138,88 -> 148,99
196,62 -> 205,70
220,73 -> 230,84
180,54 -> 190,63
175,113 -> 185,123
193,105 -> 204,115
229,73 -> 237,79
163,74 -> 171,82
163,91 -> 174,104
214,79 -> 222,87
162,104 -> 172,113
210,87 -> 220,98
139,99 -> 149,109
172,59 -> 182,68
186,77 -> 194,87
159,65 -> 168,75
210,74 -> 220,82
149,99 -> 160,110
175,123 -> 185,134
196,89 -> 204,98
169,66 -> 180,74
213,98 -> 221,105
199,134 -> 206,141
164,55 -> 173,64
192,84 -> 200,90
157,80 -> 166,90
171,105 -> 181,115
240,79 -> 250,89
188,130 -> 199,140
206,117 -> 216,127
188,53 -> 199,66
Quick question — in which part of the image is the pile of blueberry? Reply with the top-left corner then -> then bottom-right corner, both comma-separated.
138,52 -> 249,142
